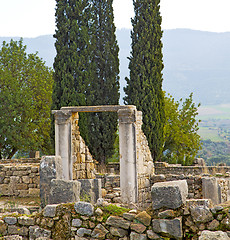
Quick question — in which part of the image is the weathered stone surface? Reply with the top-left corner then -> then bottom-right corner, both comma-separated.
18,216 -> 35,226
146,230 -> 161,239
43,204 -> 58,217
199,230 -> 229,240
190,205 -> 214,223
152,218 -> 183,240
134,211 -> 151,226
91,224 -> 109,239
4,217 -> 17,225
77,179 -> 102,204
74,201 -> 94,216
158,209 -> 175,219
39,156 -> 63,208
207,219 -> 220,230
95,207 -> 103,216
8,225 -> 28,236
29,226 -> 52,240
76,228 -> 92,237
202,177 -> 221,205
110,226 -> 128,237
72,218 -> 82,227
185,199 -> 213,215
0,220 -> 7,235
106,216 -> 130,229
151,180 -> 188,210
130,223 -> 146,233
130,232 -> 147,240
3,236 -> 22,240
49,179 -> 81,205
123,212 -> 136,221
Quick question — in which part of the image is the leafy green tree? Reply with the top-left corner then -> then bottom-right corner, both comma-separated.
0,39 -> 53,159
163,93 -> 202,165
52,0 -> 95,143
88,0 -> 120,163
124,0 -> 165,161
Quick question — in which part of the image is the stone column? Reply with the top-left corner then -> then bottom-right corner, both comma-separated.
52,110 -> 73,180
118,108 -> 138,204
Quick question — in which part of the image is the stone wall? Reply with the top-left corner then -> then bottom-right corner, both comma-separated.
135,111 -> 154,207
0,199 -> 230,240
71,113 -> 96,180
0,163 -> 40,197
154,161 -> 230,176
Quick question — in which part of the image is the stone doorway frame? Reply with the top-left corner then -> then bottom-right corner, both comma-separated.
52,105 -> 138,203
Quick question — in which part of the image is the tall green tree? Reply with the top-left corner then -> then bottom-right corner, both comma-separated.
87,0 -> 120,164
0,39 -> 53,159
163,93 -> 202,165
52,0 -> 95,143
124,0 -> 165,161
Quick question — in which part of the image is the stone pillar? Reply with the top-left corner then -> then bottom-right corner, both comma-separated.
52,110 -> 73,180
118,108 -> 138,204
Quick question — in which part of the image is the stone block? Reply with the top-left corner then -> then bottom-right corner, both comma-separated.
29,188 -> 40,197
4,217 -> 17,225
39,156 -> 63,208
130,232 -> 147,240
77,228 -> 92,237
202,177 -> 221,205
49,179 -> 81,205
29,226 -> 52,240
110,227 -> 128,237
74,201 -> 94,216
18,216 -> 35,226
199,230 -> 229,240
72,219 -> 82,227
134,211 -> 151,226
43,204 -> 58,217
8,225 -> 28,236
106,216 -> 130,230
91,224 -> 109,239
3,236 -> 22,240
190,205 -> 213,223
152,218 -> 183,240
151,180 -> 188,210
77,179 -> 102,204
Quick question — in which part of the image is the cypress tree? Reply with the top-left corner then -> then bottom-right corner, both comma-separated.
52,0 -> 95,142
88,0 -> 120,164
124,0 -> 165,161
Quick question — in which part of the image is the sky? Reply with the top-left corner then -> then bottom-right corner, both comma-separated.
0,0 -> 230,37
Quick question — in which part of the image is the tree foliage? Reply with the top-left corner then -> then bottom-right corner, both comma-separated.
53,0 -> 119,163
52,0 -> 95,143
0,39 -> 53,159
88,0 -> 120,163
163,93 -> 202,165
124,0 -> 165,161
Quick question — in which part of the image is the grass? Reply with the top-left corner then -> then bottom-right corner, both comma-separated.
198,127 -> 224,142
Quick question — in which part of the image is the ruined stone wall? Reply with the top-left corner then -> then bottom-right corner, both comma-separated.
135,111 -> 154,207
0,200 -> 230,239
71,113 -> 96,180
0,163 -> 40,197
154,161 -> 230,176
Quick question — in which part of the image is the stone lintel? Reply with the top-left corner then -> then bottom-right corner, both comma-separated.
59,105 -> 136,113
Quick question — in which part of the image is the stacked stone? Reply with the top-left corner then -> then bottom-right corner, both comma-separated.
71,113 -> 96,180
0,164 -> 40,197
154,161 -> 230,176
135,111 -> 154,208
1,197 -> 230,239
151,174 -> 203,199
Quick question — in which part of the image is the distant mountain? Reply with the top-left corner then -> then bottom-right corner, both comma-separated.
1,29 -> 230,105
